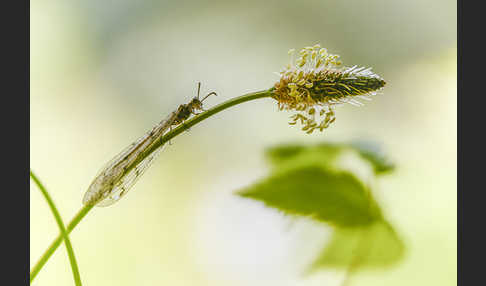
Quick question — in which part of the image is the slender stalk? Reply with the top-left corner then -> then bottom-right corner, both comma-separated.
30,204 -> 93,283
30,88 -> 275,282
30,171 -> 85,285
135,88 -> 274,167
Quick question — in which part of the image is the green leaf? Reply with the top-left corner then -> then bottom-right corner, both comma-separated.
243,142 -> 401,275
237,165 -> 382,227
265,143 -> 341,167
309,220 -> 405,272
349,141 -> 395,175
265,142 -> 395,175
264,143 -> 306,163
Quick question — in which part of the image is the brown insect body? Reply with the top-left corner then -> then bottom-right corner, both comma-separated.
83,82 -> 217,207
171,85 -> 216,126
172,97 -> 204,125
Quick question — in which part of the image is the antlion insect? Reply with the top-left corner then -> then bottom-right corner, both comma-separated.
82,82 -> 217,207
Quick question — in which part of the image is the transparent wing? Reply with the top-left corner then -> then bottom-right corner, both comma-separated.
95,143 -> 166,207
83,112 -> 176,206
93,132 -> 152,181
82,132 -> 152,206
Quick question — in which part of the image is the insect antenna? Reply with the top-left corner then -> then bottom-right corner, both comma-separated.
196,81 -> 217,102
201,91 -> 217,102
196,82 -> 202,100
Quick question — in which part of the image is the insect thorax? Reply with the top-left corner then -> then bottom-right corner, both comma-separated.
188,97 -> 203,110
173,98 -> 203,124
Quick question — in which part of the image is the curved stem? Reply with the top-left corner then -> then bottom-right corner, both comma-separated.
30,204 -> 93,283
30,88 -> 275,282
30,171 -> 86,285
136,88 -> 274,165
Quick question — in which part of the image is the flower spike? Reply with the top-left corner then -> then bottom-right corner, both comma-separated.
272,45 -> 386,133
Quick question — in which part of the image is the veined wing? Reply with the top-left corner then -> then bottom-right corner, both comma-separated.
82,112 -> 176,207
95,143 -> 166,207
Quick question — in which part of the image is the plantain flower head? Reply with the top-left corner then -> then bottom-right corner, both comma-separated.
272,44 -> 386,133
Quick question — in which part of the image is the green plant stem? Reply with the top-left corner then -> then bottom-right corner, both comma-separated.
30,204 -> 93,283
30,171 -> 87,285
30,88 -> 274,282
135,88 -> 275,167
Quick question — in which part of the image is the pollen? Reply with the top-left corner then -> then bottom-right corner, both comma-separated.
273,45 -> 386,134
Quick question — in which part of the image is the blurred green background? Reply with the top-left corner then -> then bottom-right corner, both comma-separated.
30,0 -> 456,285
